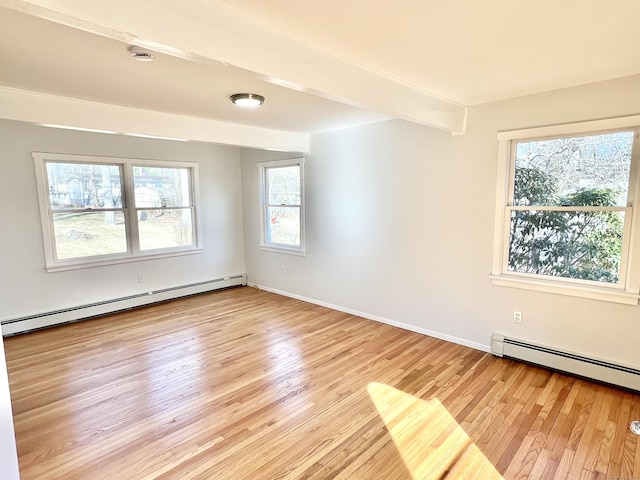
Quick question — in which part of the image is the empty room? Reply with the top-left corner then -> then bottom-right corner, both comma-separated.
1,1 -> 640,479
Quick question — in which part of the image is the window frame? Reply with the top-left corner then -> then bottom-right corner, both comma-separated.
490,117 -> 640,305
33,152 -> 201,272
258,158 -> 305,255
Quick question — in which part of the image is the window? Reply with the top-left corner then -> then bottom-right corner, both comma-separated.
34,153 -> 200,271
491,117 -> 640,304
258,158 -> 305,254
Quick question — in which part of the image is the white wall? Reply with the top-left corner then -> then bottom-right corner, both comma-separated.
242,75 -> 640,369
0,119 -> 248,478
1,75 -> 638,478
0,119 -> 246,321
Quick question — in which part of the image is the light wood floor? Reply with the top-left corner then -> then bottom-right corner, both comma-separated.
5,287 -> 640,479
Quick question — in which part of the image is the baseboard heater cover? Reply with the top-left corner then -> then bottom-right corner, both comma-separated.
491,333 -> 640,392
2,274 -> 247,336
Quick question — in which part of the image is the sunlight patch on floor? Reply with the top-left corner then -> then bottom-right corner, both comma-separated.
367,382 -> 503,480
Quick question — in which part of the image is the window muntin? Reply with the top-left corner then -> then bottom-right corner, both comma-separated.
259,159 -> 305,254
34,153 -> 200,271
492,118 -> 640,304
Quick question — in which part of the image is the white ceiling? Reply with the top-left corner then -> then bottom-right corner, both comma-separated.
217,0 -> 640,106
1,0 -> 639,148
0,6 -> 389,135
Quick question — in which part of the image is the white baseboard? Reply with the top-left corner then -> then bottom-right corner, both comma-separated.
248,282 -> 490,353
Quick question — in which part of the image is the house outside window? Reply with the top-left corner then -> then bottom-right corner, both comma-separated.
491,117 -> 640,304
258,158 -> 305,255
34,153 -> 200,271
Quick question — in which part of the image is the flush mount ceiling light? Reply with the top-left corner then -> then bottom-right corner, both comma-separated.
127,45 -> 155,62
230,93 -> 265,108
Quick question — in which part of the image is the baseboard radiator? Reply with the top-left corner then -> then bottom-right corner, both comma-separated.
1,274 -> 247,336
491,333 -> 640,392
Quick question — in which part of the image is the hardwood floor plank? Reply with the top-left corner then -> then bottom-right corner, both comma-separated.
4,287 -> 640,479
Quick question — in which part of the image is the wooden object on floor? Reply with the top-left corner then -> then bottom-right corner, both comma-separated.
4,287 -> 640,479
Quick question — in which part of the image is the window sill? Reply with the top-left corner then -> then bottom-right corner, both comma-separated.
259,245 -> 306,256
490,274 -> 640,305
45,248 -> 203,272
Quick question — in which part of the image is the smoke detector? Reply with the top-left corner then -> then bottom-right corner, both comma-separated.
127,46 -> 155,62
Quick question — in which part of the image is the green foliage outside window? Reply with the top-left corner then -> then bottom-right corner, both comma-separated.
508,166 -> 624,283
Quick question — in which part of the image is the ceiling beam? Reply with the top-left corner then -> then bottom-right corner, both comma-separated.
2,0 -> 467,134
0,87 -> 310,153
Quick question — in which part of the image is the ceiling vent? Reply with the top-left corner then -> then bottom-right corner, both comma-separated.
127,46 -> 155,62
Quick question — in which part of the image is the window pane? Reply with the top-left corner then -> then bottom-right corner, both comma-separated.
514,131 -> 633,207
133,166 -> 190,207
46,162 -> 122,209
138,209 -> 194,251
266,206 -> 300,246
53,211 -> 127,259
507,209 -> 624,283
267,166 -> 300,205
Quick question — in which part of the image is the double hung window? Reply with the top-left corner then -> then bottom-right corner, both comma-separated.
34,153 -> 199,271
491,118 -> 640,304
258,158 -> 305,254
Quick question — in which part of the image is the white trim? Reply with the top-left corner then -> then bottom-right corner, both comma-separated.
33,152 -> 202,271
490,275 -> 640,305
258,245 -> 306,256
496,115 -> 640,141
44,248 -> 203,273
33,153 -> 57,265
624,131 -> 640,296
492,118 -> 640,303
507,205 -> 627,212
258,158 -> 306,254
248,283 -> 491,353
491,134 -> 510,275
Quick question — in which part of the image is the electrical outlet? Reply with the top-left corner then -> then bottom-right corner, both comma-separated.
513,311 -> 522,324
137,275 -> 144,283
